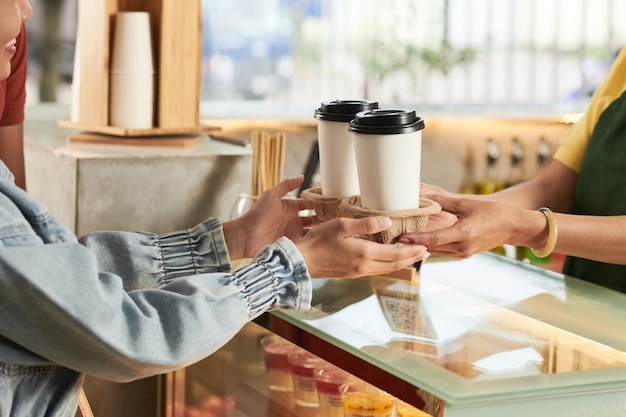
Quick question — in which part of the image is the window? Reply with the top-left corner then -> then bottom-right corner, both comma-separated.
24,0 -> 626,117
200,0 -> 626,118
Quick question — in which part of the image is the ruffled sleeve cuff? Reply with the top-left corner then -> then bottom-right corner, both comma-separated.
158,218 -> 232,279
231,237 -> 312,319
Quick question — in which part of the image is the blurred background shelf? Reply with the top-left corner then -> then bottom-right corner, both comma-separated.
57,119 -> 220,137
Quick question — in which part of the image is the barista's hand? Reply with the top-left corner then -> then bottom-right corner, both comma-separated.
224,176 -> 317,259
399,193 -> 525,258
296,216 -> 429,278
420,183 -> 460,232
420,182 -> 455,198
424,210 -> 459,232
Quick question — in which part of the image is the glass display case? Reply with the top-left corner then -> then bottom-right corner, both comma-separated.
168,253 -> 626,417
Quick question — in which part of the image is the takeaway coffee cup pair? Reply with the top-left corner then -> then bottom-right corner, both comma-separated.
314,100 -> 425,212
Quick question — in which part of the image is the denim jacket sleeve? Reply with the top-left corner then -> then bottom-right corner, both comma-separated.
0,173 -> 312,382
78,219 -> 312,314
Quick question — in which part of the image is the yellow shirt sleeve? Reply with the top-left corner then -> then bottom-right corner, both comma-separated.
555,48 -> 626,173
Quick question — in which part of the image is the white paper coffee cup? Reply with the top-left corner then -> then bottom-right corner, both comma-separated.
314,100 -> 378,198
349,109 -> 425,211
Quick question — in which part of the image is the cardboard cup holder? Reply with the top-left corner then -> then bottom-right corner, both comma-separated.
301,187 -> 441,244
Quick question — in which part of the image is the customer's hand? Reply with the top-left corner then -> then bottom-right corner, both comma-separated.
224,176 -> 317,259
296,216 -> 429,278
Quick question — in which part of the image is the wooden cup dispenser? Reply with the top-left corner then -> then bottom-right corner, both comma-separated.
62,0 -> 204,137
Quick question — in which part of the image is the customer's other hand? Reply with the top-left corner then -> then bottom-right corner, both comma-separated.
225,176 -> 317,259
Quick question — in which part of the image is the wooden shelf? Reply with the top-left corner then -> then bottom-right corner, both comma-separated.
58,119 -> 220,137
65,132 -> 206,147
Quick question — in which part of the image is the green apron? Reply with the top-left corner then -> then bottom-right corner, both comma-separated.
562,90 -> 626,292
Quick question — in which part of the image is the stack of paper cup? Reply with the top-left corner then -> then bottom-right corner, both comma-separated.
109,11 -> 155,129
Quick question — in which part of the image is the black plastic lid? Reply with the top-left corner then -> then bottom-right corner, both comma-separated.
314,100 -> 379,122
348,109 -> 425,134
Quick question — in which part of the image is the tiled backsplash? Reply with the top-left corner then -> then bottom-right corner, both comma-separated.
421,116 -> 573,192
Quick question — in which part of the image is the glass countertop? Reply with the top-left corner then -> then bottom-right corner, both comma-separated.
272,253 -> 626,406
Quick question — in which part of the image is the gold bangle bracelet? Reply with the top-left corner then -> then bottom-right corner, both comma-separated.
531,207 -> 558,258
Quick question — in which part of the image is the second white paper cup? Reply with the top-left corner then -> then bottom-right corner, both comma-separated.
349,109 -> 425,211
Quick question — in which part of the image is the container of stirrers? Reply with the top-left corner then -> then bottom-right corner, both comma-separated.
249,130 -> 287,204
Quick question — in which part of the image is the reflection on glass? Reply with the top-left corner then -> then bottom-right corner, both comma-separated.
292,255 -> 626,385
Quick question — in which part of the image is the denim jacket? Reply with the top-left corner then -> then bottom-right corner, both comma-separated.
0,162 -> 312,416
